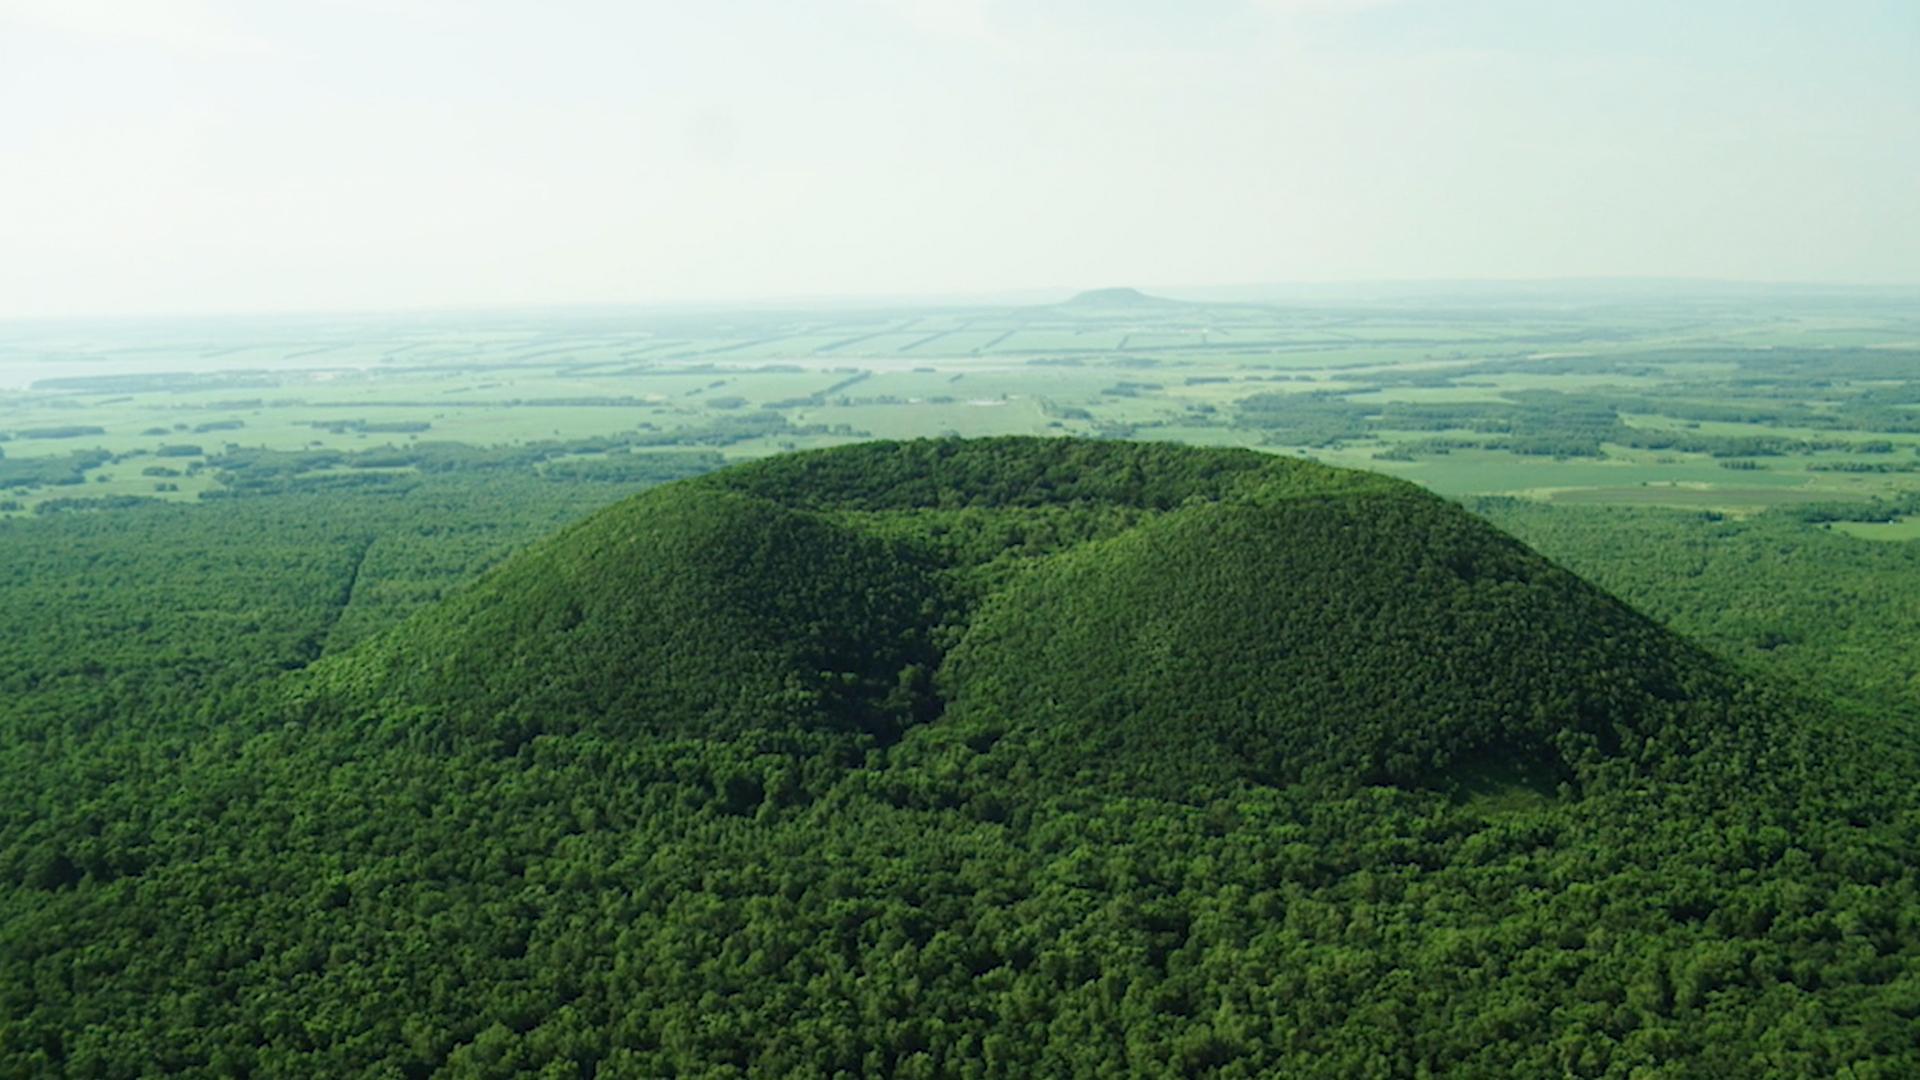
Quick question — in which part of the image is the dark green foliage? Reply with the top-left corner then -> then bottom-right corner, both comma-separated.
2,438 -> 1918,1077
536,454 -> 727,484
0,448 -> 111,488
701,436 -> 1392,512
307,418 -> 433,434
204,442 -> 724,495
33,371 -> 281,394
937,494 -> 1728,793
1811,460 -> 1920,474
1480,497 -> 1920,728
1234,391 -> 1370,445
10,425 -> 107,439
305,485 -> 947,748
33,494 -> 165,514
1233,348 -> 1920,456
629,411 -> 849,446
0,475 -> 614,742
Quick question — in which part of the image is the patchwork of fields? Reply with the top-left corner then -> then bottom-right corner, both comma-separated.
2,287 -> 1917,519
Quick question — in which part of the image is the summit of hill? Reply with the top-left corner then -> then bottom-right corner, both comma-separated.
1054,286 -> 1188,309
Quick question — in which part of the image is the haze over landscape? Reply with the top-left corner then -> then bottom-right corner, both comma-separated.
5,3 -> 1920,1077
2,0 -> 1917,319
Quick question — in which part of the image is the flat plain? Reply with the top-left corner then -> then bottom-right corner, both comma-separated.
2,284 -> 1916,517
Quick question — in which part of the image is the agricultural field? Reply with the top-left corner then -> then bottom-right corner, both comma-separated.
2,284 -> 1917,519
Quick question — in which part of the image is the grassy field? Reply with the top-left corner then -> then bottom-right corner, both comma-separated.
1833,517 -> 1920,541
2,285 -> 1916,518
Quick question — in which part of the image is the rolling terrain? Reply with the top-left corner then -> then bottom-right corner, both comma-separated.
3,439 -> 1917,1076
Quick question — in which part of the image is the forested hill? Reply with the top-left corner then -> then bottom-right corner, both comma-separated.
5,438 -> 1919,1076
1054,286 -> 1186,310
308,437 -> 1749,795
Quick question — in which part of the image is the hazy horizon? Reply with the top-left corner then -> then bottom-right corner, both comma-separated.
3,275 -> 1917,328
3,0 -> 1916,320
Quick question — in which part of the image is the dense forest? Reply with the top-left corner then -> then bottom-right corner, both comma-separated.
1480,499 -> 1920,732
3,438 -> 1919,1077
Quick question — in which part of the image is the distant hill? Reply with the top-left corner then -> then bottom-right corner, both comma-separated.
7,437 -> 1917,1077
1054,285 -> 1189,309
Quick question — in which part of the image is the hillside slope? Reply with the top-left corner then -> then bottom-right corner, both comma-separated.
4,438 -> 1917,1077
305,437 -> 1741,796
303,487 -> 946,749
938,493 -> 1730,794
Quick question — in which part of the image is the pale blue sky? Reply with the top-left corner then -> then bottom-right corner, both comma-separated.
1,0 -> 1914,317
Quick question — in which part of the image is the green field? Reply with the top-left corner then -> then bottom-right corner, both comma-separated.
3,286 -> 1917,517
1834,516 -> 1920,541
